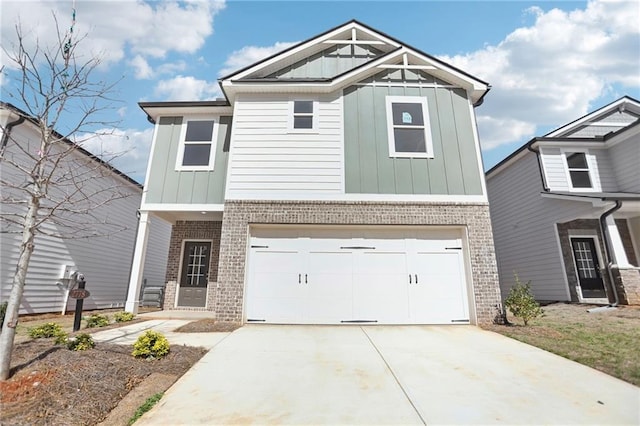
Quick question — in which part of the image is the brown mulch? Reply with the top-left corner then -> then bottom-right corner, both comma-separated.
174,318 -> 241,333
0,339 -> 207,426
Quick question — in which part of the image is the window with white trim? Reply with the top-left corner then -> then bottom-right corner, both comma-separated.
565,151 -> 593,189
289,100 -> 317,132
385,96 -> 433,158
176,118 -> 217,171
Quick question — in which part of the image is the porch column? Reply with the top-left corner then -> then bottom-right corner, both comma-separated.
605,216 -> 630,267
125,211 -> 151,314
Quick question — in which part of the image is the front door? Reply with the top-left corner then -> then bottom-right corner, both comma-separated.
177,241 -> 211,307
571,237 -> 606,299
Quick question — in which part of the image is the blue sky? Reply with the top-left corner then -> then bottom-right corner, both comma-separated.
2,0 -> 639,183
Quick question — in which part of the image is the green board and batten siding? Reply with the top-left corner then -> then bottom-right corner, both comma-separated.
344,72 -> 483,196
145,116 -> 230,204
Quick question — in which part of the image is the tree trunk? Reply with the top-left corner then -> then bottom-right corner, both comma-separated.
0,197 -> 38,380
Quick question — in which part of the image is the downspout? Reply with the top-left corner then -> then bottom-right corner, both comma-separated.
0,116 -> 26,156
599,200 -> 622,306
527,144 -> 550,192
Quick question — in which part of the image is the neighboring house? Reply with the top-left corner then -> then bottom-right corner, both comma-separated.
125,20 -> 502,325
486,97 -> 640,306
0,102 -> 171,314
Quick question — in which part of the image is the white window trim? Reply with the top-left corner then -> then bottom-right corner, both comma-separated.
561,148 -> 600,192
175,116 -> 219,171
287,99 -> 319,133
385,95 -> 434,159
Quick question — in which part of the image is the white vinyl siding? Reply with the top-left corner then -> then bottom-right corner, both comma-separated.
609,137 -> 640,192
541,147 -> 616,192
487,153 -> 600,301
227,94 -> 343,199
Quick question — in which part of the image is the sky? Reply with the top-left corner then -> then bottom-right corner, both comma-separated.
1,0 -> 639,183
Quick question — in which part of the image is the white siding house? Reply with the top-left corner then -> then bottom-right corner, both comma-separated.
0,102 -> 171,314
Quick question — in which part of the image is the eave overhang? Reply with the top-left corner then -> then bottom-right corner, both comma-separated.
139,101 -> 233,123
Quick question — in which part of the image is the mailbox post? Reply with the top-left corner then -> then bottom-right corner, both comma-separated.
69,274 -> 90,332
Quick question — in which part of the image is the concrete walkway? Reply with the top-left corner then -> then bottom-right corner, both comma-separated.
127,325 -> 639,425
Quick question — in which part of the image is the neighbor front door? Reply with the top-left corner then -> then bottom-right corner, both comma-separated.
177,241 -> 211,307
571,237 -> 606,299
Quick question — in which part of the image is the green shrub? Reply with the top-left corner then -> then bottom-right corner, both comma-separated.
28,322 -> 65,339
132,330 -> 170,359
0,301 -> 7,327
85,313 -> 110,328
114,311 -> 135,323
54,331 -> 70,345
504,274 -> 544,326
127,392 -> 164,425
66,333 -> 95,351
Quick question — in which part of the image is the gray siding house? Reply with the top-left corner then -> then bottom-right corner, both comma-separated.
0,102 -> 171,314
125,21 -> 502,325
487,97 -> 640,306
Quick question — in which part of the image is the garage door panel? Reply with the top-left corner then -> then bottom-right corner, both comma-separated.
306,251 -> 353,322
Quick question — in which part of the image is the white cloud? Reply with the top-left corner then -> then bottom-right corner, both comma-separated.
78,128 -> 155,183
219,41 -> 299,77
0,1 -> 225,68
154,75 -> 221,101
439,0 -> 640,150
129,55 -> 153,79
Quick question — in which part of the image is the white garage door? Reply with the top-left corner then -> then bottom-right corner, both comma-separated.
245,227 -> 470,325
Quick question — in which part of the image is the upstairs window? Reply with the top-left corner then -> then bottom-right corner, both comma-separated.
565,151 -> 592,189
385,96 -> 433,158
289,100 -> 317,132
176,118 -> 217,171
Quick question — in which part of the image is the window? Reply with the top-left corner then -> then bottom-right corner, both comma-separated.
385,96 -> 433,158
176,118 -> 217,170
565,151 -> 592,189
289,100 -> 317,132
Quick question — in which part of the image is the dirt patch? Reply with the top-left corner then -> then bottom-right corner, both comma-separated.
0,339 -> 206,425
485,302 -> 640,386
174,319 -> 241,333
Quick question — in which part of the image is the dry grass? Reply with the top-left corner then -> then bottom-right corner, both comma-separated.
484,302 -> 640,386
174,318 -> 241,333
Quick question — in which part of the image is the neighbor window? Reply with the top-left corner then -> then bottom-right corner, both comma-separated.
565,151 -> 592,189
385,96 -> 433,158
289,100 -> 317,131
176,118 -> 217,170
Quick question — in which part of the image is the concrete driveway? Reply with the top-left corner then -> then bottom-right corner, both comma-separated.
138,325 -> 639,425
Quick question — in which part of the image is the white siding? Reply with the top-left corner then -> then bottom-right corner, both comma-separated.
0,118 -> 170,314
487,153 -> 600,301
540,148 -> 569,191
226,93 -> 343,199
609,137 -> 640,192
541,147 -> 616,192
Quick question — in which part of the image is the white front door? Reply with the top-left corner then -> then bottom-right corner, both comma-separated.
245,227 -> 470,325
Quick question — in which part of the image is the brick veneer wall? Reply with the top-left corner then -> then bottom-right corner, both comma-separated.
214,200 -> 502,325
163,220 -> 222,310
613,268 -> 640,305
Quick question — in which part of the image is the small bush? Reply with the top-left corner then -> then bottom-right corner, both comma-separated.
28,322 -> 65,339
0,301 -> 7,327
504,274 -> 544,326
132,330 -> 170,359
128,392 -> 164,425
114,311 -> 135,323
54,331 -> 70,345
85,313 -> 110,328
67,333 -> 95,351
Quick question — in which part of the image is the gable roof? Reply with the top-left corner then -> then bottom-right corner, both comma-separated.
219,20 -> 490,106
1,101 -> 141,188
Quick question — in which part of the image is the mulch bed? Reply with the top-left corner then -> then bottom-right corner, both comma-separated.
0,339 -> 207,425
174,319 -> 241,333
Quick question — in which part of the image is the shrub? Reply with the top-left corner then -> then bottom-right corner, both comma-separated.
54,331 -> 70,345
28,322 -> 65,339
504,274 -> 544,326
85,313 -> 110,328
66,333 -> 95,351
0,301 -> 7,327
132,330 -> 170,359
114,311 -> 135,323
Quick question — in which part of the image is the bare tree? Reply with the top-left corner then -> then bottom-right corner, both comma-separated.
0,14 -> 128,380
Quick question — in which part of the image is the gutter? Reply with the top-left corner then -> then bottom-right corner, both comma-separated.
599,200 -> 622,306
0,115 -> 26,156
526,144 -> 550,192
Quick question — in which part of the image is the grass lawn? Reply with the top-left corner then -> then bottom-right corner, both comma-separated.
484,302 -> 640,386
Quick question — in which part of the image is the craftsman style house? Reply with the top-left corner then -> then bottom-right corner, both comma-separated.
125,21 -> 502,325
487,97 -> 640,306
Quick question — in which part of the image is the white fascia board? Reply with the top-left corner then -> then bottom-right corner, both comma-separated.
534,140 -> 607,149
225,193 -> 488,203
546,97 -> 640,138
143,106 -> 233,122
140,203 -> 225,212
224,22 -> 402,82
